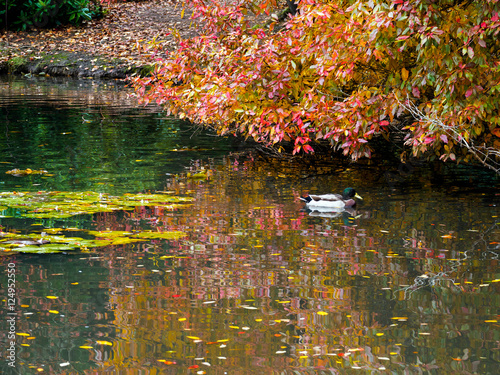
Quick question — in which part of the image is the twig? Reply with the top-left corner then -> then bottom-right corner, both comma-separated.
396,95 -> 500,174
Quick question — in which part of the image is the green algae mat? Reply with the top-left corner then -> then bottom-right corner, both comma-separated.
0,191 -> 191,254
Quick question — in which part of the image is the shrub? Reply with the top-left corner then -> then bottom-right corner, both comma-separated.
0,0 -> 105,30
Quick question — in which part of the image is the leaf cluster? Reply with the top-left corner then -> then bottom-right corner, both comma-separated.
132,0 -> 500,166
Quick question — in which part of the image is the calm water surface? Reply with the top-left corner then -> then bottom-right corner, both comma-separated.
0,77 -> 499,374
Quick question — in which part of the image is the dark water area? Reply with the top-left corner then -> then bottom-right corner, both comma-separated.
0,77 -> 499,374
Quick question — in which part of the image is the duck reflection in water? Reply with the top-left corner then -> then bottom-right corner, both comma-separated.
304,206 -> 360,226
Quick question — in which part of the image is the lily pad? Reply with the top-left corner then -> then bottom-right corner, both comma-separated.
0,191 -> 193,219
0,190 -> 190,254
0,231 -> 112,254
89,229 -> 186,243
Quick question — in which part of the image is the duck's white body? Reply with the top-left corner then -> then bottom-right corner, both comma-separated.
300,194 -> 352,209
299,189 -> 362,210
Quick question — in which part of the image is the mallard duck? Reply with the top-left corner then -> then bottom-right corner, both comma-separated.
300,187 -> 363,209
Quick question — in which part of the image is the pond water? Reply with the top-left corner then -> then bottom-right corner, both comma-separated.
0,77 -> 499,375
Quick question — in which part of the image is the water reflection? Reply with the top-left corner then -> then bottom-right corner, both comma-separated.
0,76 -> 247,194
0,77 -> 499,375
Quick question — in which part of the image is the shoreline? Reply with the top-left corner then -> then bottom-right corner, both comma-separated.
0,51 -> 153,79
0,0 -> 194,80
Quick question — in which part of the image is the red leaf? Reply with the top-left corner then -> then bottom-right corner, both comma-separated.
412,86 -> 420,98
424,137 -> 434,144
303,144 -> 315,153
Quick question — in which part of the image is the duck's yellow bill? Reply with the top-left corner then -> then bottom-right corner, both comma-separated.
355,193 -> 363,200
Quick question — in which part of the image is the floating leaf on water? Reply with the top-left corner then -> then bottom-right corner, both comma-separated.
46,296 -> 59,299
157,360 -> 176,365
241,305 -> 257,310
96,340 -> 113,346
133,231 -> 186,240
49,310 -> 59,314
79,346 -> 93,349
17,333 -> 30,336
317,311 -> 328,315
6,168 -> 49,176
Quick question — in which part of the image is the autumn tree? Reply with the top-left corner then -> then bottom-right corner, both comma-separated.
132,0 -> 500,171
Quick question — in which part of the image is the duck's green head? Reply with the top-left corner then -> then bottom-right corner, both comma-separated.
343,188 -> 363,200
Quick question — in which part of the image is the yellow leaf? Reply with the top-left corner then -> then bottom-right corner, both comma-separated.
317,311 -> 328,315
402,68 -> 409,81
79,346 -> 93,349
187,336 -> 200,340
96,340 -> 113,346
46,296 -> 58,299
17,333 -> 30,336
49,310 -> 59,314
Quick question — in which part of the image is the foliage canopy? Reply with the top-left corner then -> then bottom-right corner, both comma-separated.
132,0 -> 500,170
0,0 -> 104,30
